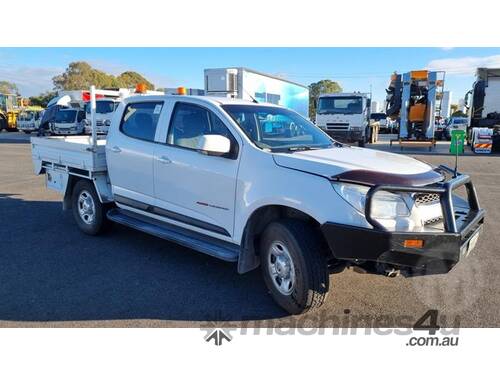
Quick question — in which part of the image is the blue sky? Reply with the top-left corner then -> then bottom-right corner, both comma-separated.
2,47 -> 500,105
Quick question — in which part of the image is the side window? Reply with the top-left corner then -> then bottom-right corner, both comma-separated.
167,102 -> 233,150
120,102 -> 163,142
77,111 -> 85,122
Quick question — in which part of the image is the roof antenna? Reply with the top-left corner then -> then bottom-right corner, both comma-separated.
243,88 -> 259,103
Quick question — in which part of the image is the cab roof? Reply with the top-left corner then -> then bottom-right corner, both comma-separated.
122,94 -> 282,108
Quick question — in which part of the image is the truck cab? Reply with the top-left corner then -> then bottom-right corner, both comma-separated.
83,99 -> 120,135
52,108 -> 86,135
17,109 -> 43,133
315,93 -> 371,146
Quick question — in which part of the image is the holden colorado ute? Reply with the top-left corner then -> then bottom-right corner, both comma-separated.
30,87 -> 485,314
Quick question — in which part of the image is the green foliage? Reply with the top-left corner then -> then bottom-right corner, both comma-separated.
451,110 -> 467,117
52,61 -> 154,91
308,79 -> 342,119
117,71 -> 155,90
0,81 -> 19,95
28,91 -> 58,107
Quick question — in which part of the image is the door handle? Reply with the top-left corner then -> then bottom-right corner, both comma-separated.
158,155 -> 172,164
110,146 -> 121,153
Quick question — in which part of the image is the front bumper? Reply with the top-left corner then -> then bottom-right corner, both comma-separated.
54,128 -> 81,135
323,129 -> 363,142
321,166 -> 485,272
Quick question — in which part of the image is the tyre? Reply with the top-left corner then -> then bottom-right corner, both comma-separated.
260,220 -> 329,314
358,138 -> 366,147
71,179 -> 108,235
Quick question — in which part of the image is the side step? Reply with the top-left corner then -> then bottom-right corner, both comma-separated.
107,208 -> 240,262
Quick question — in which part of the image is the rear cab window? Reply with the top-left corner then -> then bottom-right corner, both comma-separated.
120,101 -> 163,142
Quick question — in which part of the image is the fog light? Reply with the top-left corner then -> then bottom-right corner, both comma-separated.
404,239 -> 424,248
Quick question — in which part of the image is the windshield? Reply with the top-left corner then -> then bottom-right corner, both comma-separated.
19,112 -> 34,121
317,96 -> 363,115
222,105 -> 333,151
85,100 -> 117,114
55,110 -> 77,123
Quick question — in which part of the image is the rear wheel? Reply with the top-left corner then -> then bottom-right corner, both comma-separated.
260,220 -> 329,314
71,179 -> 109,235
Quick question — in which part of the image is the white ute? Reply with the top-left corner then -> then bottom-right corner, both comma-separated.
31,87 -> 485,314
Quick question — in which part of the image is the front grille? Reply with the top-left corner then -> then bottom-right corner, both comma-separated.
326,122 -> 349,131
424,216 -> 442,225
414,193 -> 440,206
96,120 -> 104,126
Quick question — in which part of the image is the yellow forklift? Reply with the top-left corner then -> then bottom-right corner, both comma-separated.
386,70 -> 445,150
0,93 -> 20,132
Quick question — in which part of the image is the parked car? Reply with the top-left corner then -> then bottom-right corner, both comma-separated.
52,108 -> 86,135
31,91 -> 485,315
445,117 -> 469,140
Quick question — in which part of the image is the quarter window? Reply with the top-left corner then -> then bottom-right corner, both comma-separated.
120,102 -> 163,142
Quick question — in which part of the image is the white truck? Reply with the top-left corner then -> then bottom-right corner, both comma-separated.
465,67 -> 500,153
31,87 -> 485,314
83,98 -> 120,135
52,108 -> 86,135
17,109 -> 43,134
204,67 -> 309,118
315,92 -> 371,147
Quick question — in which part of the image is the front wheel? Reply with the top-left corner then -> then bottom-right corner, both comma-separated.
71,179 -> 109,235
260,220 -> 329,315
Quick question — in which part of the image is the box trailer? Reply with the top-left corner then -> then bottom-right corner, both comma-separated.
204,67 -> 309,118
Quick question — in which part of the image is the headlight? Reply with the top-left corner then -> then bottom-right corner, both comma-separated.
332,183 -> 368,212
104,119 -> 111,126
332,182 -> 410,219
370,190 -> 410,219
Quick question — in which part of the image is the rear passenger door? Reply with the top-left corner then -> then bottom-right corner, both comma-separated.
153,101 -> 240,239
106,100 -> 165,206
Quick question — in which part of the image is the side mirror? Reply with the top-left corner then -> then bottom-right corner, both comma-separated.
197,134 -> 231,156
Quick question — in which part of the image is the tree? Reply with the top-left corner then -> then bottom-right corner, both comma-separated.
53,62 -> 119,90
52,61 -> 154,91
451,110 -> 467,117
449,104 -> 458,114
117,71 -> 154,90
0,81 -> 19,95
308,79 -> 342,119
29,91 -> 58,107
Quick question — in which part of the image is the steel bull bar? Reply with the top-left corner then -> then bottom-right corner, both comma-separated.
321,165 -> 485,272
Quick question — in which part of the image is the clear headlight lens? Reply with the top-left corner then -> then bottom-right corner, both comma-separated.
104,119 -> 111,126
332,182 -> 410,219
370,190 -> 410,219
332,182 -> 368,213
